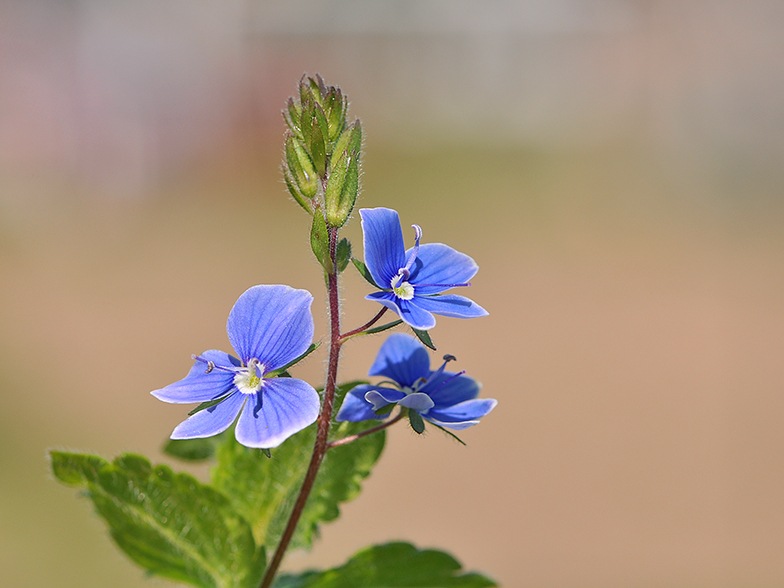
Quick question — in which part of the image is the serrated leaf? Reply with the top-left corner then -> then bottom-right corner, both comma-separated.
212,381 -> 385,552
50,451 -> 265,588
273,542 -> 497,588
163,437 -> 220,461
335,238 -> 351,273
351,257 -> 380,288
411,327 -> 436,350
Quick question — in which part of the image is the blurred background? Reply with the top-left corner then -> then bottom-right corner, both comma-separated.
2,1 -> 783,586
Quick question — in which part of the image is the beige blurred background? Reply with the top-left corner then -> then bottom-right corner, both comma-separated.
2,1 -> 783,587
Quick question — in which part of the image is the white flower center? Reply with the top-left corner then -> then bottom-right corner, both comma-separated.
391,274 -> 415,300
234,360 -> 265,395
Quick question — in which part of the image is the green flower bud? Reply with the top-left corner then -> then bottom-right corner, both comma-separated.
324,88 -> 346,143
284,97 -> 302,137
308,105 -> 328,176
285,135 -> 319,200
324,121 -> 362,227
283,168 -> 312,213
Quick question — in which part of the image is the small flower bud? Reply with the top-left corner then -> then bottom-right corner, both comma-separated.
308,106 -> 328,176
324,88 -> 346,142
284,135 -> 319,200
284,97 -> 302,136
283,168 -> 313,213
324,121 -> 362,227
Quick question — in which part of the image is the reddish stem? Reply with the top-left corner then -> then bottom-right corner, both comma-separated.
340,306 -> 389,340
327,410 -> 404,449
259,226 -> 342,588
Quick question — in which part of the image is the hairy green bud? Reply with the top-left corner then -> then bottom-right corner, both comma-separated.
285,135 -> 319,201
324,121 -> 362,227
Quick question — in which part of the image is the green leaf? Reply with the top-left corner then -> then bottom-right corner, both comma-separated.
189,393 -> 233,416
212,381 -> 385,552
49,451 -> 265,588
335,238 -> 351,273
408,410 -> 425,434
310,209 -> 333,274
273,542 -> 497,588
411,327 -> 436,350
265,342 -> 321,378
363,319 -> 404,336
163,437 -> 220,461
351,257 -> 381,288
374,403 -> 395,416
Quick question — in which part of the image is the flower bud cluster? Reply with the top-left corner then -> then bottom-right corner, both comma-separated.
282,74 -> 362,230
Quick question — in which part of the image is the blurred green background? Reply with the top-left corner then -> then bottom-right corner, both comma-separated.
2,1 -> 783,587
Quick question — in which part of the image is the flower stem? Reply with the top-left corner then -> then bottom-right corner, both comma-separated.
259,226 -> 342,588
326,410 -> 405,449
340,306 -> 388,340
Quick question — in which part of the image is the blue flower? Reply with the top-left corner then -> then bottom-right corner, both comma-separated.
360,207 -> 488,330
336,333 -> 496,431
152,284 -> 320,449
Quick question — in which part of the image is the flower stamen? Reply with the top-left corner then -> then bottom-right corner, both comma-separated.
192,354 -> 235,374
397,224 -> 423,281
234,358 -> 266,395
390,274 -> 415,300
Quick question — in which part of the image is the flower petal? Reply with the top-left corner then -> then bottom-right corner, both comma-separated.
366,291 -> 437,330
411,293 -> 488,320
170,391 -> 246,439
398,392 -> 435,414
335,385 -> 384,422
151,350 -> 239,404
423,417 -> 480,431
227,285 -> 314,370
426,398 -> 497,430
408,243 -> 479,295
421,372 -> 482,410
360,208 -> 406,288
367,333 -> 431,386
364,386 -> 407,411
234,378 -> 320,448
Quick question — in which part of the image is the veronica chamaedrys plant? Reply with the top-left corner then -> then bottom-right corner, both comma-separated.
50,75 -> 498,588
337,333 -> 497,435
357,207 -> 488,330
151,284 -> 320,449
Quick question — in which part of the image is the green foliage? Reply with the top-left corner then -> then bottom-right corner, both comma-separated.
363,319 -> 404,336
408,409 -> 426,434
411,327 -> 437,350
273,542 -> 497,588
163,437 -> 220,461
212,381 -> 385,552
351,257 -> 381,289
49,451 -> 265,588
266,342 -> 321,379
335,238 -> 352,273
310,208 -> 333,273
